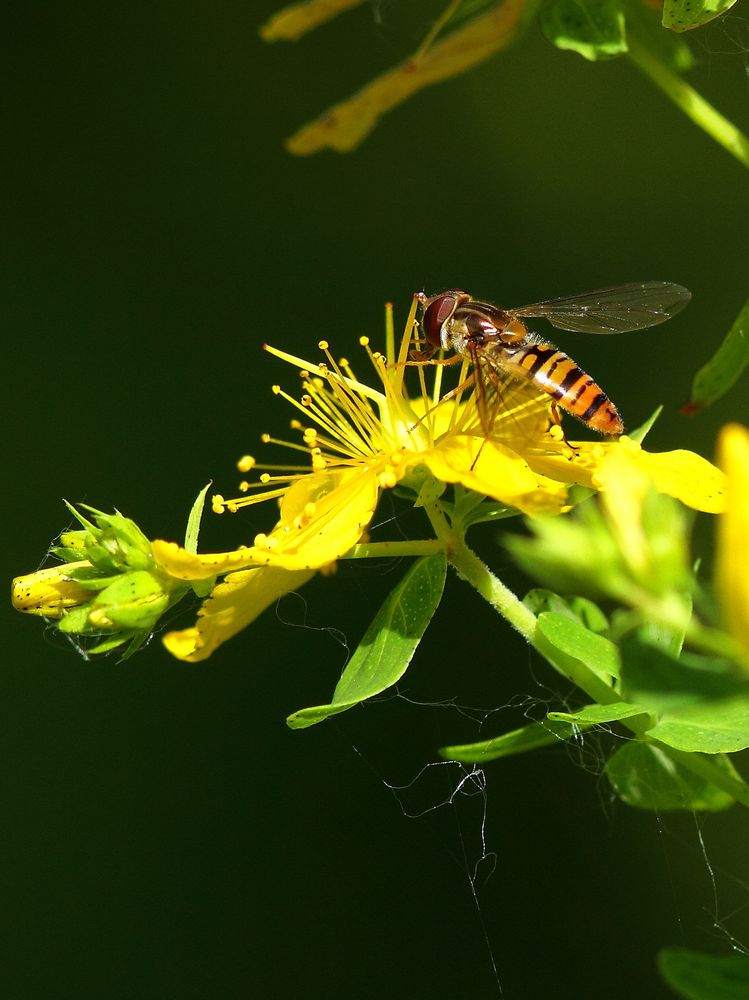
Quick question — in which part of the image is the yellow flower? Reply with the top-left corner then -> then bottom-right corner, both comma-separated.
715,423 -> 749,660
262,0 -> 528,155
11,561 -> 93,619
154,296 -> 726,662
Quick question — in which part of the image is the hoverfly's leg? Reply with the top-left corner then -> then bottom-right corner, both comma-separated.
404,353 -> 463,367
405,371 -> 477,433
548,403 -> 579,459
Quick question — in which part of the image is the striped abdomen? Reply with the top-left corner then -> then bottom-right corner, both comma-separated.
499,339 -> 623,435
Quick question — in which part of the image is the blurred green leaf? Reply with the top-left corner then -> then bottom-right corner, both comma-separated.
441,717 -> 582,763
541,0 -> 627,60
625,0 -> 694,72
682,295 -> 749,414
620,635 -> 741,712
607,743 -> 738,811
662,0 -> 740,33
524,589 -> 609,634
659,947 -> 749,997
286,554 -> 446,729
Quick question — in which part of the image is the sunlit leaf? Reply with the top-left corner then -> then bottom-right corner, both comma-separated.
662,0 -> 741,33
536,611 -> 621,683
286,554 -> 446,729
607,742 -> 737,811
650,698 -> 749,753
441,717 -> 582,763
659,947 -> 749,997
682,296 -> 749,414
541,0 -> 627,61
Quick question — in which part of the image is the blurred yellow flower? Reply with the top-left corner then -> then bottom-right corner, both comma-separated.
715,423 -> 749,660
261,0 -> 530,155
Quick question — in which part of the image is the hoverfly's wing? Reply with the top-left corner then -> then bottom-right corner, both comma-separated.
471,345 -> 551,443
512,281 -> 691,334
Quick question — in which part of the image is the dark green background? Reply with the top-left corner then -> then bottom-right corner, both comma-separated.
4,3 -> 749,997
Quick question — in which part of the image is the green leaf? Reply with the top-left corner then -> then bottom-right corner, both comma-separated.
184,482 -> 211,555
625,0 -> 694,72
441,718 -> 582,763
682,296 -> 749,414
524,589 -> 609,634
286,554 -> 447,730
549,701 -> 650,725
620,635 -> 741,712
662,0 -> 740,33
659,947 -> 749,998
536,611 -> 621,683
650,698 -> 749,753
541,0 -> 627,61
607,743 -> 737,811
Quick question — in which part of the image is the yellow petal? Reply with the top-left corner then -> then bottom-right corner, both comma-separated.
422,435 -> 568,514
716,424 -> 749,655
163,566 -> 315,662
153,466 -> 381,579
636,447 -> 726,513
587,437 -> 726,513
11,561 -> 92,618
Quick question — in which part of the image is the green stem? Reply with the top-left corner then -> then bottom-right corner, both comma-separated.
628,35 -> 749,171
344,539 -> 443,559
424,501 -> 538,643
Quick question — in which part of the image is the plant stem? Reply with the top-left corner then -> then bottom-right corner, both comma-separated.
628,36 -> 749,172
424,501 -> 538,643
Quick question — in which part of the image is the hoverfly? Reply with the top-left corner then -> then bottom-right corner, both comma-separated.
416,282 -> 691,435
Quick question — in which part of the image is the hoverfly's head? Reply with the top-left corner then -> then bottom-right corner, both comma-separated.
419,290 -> 466,351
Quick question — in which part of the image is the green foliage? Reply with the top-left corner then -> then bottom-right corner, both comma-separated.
441,717 -> 583,763
659,948 -> 749,998
662,0 -> 741,33
606,743 -> 737,811
286,554 -> 447,729
683,296 -> 749,414
541,0 -> 627,61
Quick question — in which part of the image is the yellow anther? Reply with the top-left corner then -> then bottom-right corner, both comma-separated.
237,455 -> 256,472
239,481 -> 249,492
272,384 -> 281,395
359,336 -> 369,346
212,494 -> 226,513
318,340 -> 329,350
261,433 -> 272,444
260,473 -> 271,483
301,394 -> 312,406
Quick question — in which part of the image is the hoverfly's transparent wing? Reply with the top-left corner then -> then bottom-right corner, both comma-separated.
471,347 -> 552,444
512,281 -> 691,334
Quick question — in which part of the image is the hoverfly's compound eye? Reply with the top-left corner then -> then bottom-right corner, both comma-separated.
422,293 -> 460,348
